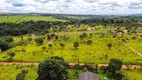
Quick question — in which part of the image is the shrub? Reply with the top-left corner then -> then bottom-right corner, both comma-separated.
1,36 -> 14,43
107,43 -> 112,50
16,73 -> 26,80
17,41 -> 26,46
86,40 -> 93,45
74,42 -> 79,49
48,44 -> 52,48
27,37 -> 32,41
42,46 -> 47,50
7,51 -> 16,57
60,43 -> 65,49
0,39 -> 9,51
7,57 -> 14,62
35,37 -> 43,45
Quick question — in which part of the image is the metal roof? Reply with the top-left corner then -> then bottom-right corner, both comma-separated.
78,72 -> 99,80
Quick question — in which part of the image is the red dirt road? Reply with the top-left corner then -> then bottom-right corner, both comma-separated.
0,62 -> 141,69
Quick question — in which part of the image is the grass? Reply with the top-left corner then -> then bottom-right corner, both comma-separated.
123,69 -> 142,80
0,64 -> 38,80
0,65 -> 111,80
0,64 -> 141,80
0,30 -> 141,64
128,42 -> 142,54
0,15 -> 66,23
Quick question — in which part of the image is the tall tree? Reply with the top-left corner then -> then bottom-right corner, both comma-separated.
74,42 -> 79,49
36,56 -> 68,80
60,43 -> 65,50
107,43 -> 112,50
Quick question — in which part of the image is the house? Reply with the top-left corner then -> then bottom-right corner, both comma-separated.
122,30 -> 129,34
110,30 -> 116,34
86,27 -> 92,31
78,72 -> 99,80
86,27 -> 95,31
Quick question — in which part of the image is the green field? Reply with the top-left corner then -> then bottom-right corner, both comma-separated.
0,65 -> 37,80
0,65 -> 141,80
0,30 -> 141,64
123,69 -> 142,80
0,15 -> 66,23
0,15 -> 142,80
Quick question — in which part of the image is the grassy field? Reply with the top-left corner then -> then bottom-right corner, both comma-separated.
0,30 -> 141,64
0,15 -> 66,23
0,65 -> 141,80
123,69 -> 142,80
0,65 -> 37,80
128,42 -> 142,54
0,65 -> 111,80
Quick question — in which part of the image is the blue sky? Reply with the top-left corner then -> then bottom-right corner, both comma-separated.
0,0 -> 142,14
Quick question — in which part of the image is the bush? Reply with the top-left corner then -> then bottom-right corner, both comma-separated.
22,69 -> 28,74
35,37 -> 43,45
48,44 -> 52,48
86,40 -> 93,45
74,42 -> 79,49
1,36 -> 14,43
0,39 -> 9,51
60,43 -> 65,49
7,51 -> 16,57
16,73 -> 26,80
42,46 -> 47,50
107,43 -> 112,50
17,41 -> 27,46
27,37 -> 32,41
7,57 -> 14,62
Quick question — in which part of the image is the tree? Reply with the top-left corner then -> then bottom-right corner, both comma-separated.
42,46 -> 46,50
48,44 -> 52,48
60,43 -> 65,49
86,40 -> 93,45
82,33 -> 87,38
108,58 -> 122,77
2,36 -> 14,43
35,37 -> 43,45
36,56 -> 68,80
107,43 -> 112,50
132,36 -> 136,40
79,33 -> 87,40
7,51 -> 16,57
0,39 -> 9,51
16,73 -> 26,80
27,37 -> 32,41
47,34 -> 51,40
74,42 -> 79,49
16,69 -> 28,80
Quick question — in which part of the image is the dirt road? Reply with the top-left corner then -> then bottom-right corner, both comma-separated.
0,62 -> 141,69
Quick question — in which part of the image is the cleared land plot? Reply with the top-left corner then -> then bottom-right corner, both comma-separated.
0,32 -> 141,64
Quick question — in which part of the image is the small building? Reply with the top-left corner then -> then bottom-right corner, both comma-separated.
87,27 -> 92,31
78,72 -> 99,80
86,27 -> 95,31
122,30 -> 129,34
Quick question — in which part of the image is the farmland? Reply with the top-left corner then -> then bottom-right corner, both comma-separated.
0,15 -> 66,23
0,30 -> 142,64
0,64 -> 141,80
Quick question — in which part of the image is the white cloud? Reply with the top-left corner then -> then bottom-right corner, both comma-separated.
0,0 -> 142,14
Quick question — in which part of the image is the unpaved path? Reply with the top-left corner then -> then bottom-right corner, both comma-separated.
0,62 -> 141,69
98,64 -> 142,69
123,42 -> 142,57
